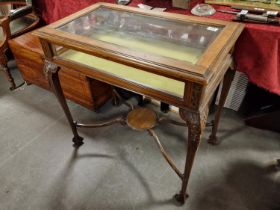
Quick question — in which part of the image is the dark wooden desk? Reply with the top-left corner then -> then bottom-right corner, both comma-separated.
34,3 -> 244,204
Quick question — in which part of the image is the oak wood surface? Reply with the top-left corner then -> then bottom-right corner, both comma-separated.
127,108 -> 157,130
9,32 -> 112,110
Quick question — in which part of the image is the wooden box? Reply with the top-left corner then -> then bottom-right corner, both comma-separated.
8,31 -> 112,110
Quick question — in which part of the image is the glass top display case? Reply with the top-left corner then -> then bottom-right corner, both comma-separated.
57,7 -> 223,64
33,3 -> 244,205
34,3 -> 244,104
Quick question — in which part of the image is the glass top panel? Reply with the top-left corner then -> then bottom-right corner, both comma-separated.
57,7 -> 223,64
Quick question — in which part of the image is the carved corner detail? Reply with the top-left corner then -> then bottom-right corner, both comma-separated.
179,107 -> 209,143
200,107 -> 209,131
179,109 -> 201,143
190,84 -> 202,109
43,59 -> 59,78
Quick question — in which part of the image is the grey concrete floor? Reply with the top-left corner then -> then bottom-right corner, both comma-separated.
0,65 -> 280,210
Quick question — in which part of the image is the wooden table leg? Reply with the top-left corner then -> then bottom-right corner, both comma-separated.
44,60 -> 84,147
0,50 -> 16,90
0,63 -> 16,90
176,108 -> 207,204
208,69 -> 235,145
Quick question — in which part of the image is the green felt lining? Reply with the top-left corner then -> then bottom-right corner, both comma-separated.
61,49 -> 185,98
93,32 -> 202,64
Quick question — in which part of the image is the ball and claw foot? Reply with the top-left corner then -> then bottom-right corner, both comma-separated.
9,85 -> 16,91
208,134 -> 219,145
120,120 -> 127,126
174,193 -> 189,205
72,136 -> 84,148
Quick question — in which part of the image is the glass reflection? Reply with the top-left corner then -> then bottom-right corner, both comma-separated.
58,7 -> 223,63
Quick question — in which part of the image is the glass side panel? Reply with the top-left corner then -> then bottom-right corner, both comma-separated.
60,49 -> 185,98
57,7 -> 223,64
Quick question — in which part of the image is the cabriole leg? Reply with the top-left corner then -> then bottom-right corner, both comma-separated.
176,109 -> 206,204
44,60 -> 83,147
208,69 -> 235,145
0,64 -> 16,90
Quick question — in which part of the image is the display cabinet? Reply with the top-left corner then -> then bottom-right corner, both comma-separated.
34,3 -> 244,204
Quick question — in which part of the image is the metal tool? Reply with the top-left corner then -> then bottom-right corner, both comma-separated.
218,9 -> 280,24
231,6 -> 279,17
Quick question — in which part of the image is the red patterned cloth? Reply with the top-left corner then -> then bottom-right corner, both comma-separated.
33,0 -> 280,95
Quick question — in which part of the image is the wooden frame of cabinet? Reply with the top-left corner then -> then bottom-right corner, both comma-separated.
34,3 -> 244,204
